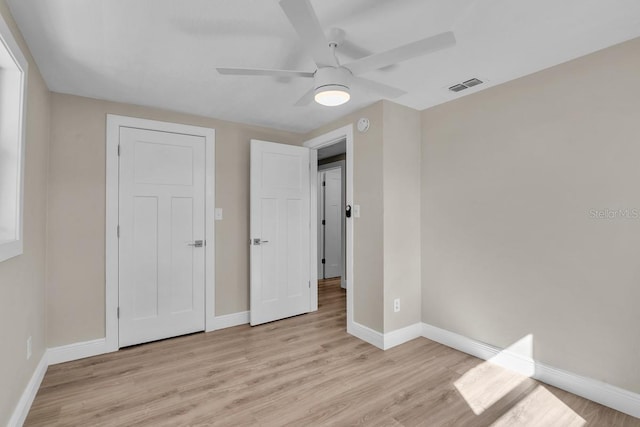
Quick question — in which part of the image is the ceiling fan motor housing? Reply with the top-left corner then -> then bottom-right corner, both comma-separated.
314,67 -> 352,92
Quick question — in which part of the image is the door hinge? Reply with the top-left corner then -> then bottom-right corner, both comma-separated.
308,280 -> 311,288
117,307 -> 120,318
322,181 -> 326,186
322,219 -> 326,225
117,225 -> 120,238
117,144 -> 121,156
322,258 -> 325,264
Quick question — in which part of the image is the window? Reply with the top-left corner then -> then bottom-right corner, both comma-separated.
0,13 -> 28,262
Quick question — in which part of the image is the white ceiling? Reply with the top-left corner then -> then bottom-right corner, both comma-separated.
8,0 -> 640,133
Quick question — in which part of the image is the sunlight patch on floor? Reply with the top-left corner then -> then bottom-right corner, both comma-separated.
454,360 -> 528,415
490,385 -> 586,427
454,335 -> 534,415
454,334 -> 585,425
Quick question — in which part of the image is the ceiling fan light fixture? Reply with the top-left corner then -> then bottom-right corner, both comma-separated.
314,84 -> 351,106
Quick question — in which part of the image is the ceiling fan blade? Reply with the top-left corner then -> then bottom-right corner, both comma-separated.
279,0 -> 336,68
217,67 -> 314,78
353,77 -> 406,99
339,39 -> 371,61
339,40 -> 396,72
345,31 -> 456,76
294,88 -> 315,106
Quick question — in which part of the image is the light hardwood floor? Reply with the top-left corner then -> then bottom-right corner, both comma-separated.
27,281 -> 639,426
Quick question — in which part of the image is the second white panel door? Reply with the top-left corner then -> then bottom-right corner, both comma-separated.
118,127 -> 206,347
250,140 -> 310,326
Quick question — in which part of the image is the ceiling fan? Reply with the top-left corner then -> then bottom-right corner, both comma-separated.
217,0 -> 456,107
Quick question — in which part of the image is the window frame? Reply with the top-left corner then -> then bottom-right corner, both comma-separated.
0,12 -> 29,263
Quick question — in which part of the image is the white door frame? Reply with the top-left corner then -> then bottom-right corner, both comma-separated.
304,125 -> 354,331
105,115 -> 216,352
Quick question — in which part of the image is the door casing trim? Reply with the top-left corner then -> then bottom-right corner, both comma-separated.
106,114 -> 216,352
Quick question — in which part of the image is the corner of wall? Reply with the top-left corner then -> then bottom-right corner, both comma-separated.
381,101 -> 422,334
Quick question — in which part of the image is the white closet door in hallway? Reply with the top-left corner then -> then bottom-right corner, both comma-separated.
322,168 -> 343,279
118,127 -> 206,347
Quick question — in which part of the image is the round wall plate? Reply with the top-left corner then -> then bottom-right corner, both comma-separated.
357,117 -> 370,133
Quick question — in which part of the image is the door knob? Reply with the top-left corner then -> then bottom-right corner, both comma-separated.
253,238 -> 270,245
188,240 -> 204,247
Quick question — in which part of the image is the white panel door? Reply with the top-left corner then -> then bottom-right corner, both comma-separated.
119,127 -> 206,347
250,140 -> 310,326
323,168 -> 342,279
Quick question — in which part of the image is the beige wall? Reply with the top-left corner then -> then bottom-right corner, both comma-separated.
0,1 -> 50,423
306,102 -> 385,332
382,101 -> 421,332
421,37 -> 640,392
47,93 -> 301,347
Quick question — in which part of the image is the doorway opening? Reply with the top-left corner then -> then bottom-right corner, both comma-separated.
304,125 -> 354,333
317,140 -> 346,289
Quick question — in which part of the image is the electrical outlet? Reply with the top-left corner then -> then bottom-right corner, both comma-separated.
26,336 -> 32,360
393,298 -> 400,313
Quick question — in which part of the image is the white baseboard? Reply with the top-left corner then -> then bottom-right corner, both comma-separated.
347,321 -> 384,349
535,362 -> 640,419
47,312 -> 253,366
422,323 -> 499,360
421,322 -> 640,419
47,338 -> 111,365
7,352 -> 48,427
213,311 -> 250,330
205,314 -> 216,333
421,323 -> 535,377
383,323 -> 423,350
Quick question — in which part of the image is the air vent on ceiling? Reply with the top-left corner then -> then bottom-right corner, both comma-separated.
462,78 -> 483,87
448,84 -> 467,92
448,78 -> 484,92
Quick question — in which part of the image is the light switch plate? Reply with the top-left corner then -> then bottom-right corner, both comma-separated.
353,205 -> 360,218
214,208 -> 223,220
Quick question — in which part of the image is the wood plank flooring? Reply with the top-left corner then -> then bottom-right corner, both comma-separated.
26,282 -> 639,426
